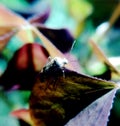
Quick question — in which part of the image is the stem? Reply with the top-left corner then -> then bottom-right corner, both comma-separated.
109,3 -> 120,28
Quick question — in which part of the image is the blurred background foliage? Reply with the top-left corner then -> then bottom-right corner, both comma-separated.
0,0 -> 120,126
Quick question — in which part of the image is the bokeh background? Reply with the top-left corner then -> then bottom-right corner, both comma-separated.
0,0 -> 120,126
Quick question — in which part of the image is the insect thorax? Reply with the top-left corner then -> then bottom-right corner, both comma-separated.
40,57 -> 68,80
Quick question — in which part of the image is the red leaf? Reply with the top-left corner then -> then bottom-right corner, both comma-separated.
0,43 -> 49,90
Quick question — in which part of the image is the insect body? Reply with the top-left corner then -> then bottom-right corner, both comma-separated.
40,57 -> 68,83
41,57 -> 68,73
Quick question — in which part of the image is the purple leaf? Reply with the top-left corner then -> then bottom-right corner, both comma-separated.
35,24 -> 75,53
29,6 -> 50,24
65,88 -> 118,126
65,53 -> 81,73
30,63 -> 117,126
